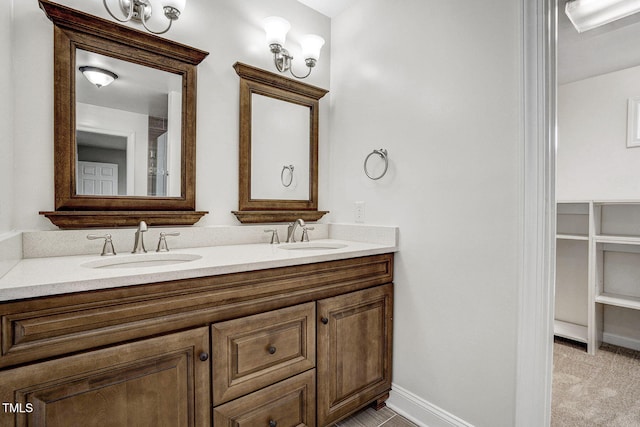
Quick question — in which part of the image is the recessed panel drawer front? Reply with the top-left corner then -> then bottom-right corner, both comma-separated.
213,369 -> 316,427
212,302 -> 315,405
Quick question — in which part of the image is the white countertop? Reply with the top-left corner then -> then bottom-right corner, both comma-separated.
0,239 -> 396,301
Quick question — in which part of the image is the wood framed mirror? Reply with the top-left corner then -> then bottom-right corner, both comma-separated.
232,62 -> 329,223
38,0 -> 209,228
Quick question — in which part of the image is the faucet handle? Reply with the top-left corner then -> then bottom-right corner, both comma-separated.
264,229 -> 280,244
157,232 -> 180,252
87,234 -> 116,256
301,227 -> 315,242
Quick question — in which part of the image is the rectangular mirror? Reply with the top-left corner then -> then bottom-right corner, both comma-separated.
251,93 -> 310,201
75,50 -> 182,197
232,62 -> 329,224
38,0 -> 209,228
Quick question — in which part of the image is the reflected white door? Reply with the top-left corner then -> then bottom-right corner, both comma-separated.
77,161 -> 118,195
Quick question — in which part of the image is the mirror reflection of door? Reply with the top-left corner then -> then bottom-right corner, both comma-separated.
77,161 -> 118,195
76,130 -> 128,195
75,49 -> 182,197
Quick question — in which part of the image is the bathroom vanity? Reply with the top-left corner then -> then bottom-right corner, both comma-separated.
0,235 -> 394,427
11,3 -> 395,425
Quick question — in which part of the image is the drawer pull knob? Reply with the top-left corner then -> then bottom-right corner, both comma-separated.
321,317 -> 329,324
199,352 -> 209,362
269,420 -> 277,427
268,346 -> 277,355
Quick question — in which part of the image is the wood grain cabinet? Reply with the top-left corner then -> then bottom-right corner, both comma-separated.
0,254 -> 394,427
317,284 -> 393,426
212,302 -> 316,405
0,327 -> 211,427
214,370 -> 316,427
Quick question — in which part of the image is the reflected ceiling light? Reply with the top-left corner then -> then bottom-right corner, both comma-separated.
263,16 -> 325,79
79,66 -> 118,88
102,0 -> 186,35
565,0 -> 640,32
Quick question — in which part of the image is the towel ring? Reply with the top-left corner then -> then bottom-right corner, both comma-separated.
364,149 -> 388,180
281,165 -> 294,187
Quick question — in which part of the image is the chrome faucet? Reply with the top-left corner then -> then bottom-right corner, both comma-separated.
87,234 -> 116,256
286,218 -> 305,243
132,221 -> 148,253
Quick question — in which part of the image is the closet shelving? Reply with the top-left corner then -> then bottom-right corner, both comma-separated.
555,201 -> 640,354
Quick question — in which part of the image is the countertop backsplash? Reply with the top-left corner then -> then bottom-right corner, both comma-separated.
0,223 -> 398,264
0,232 -> 22,278
21,224 -> 330,259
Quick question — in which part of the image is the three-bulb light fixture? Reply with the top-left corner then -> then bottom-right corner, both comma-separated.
263,16 -> 325,79
102,0 -> 186,35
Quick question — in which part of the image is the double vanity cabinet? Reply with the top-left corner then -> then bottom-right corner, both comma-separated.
0,253 -> 393,427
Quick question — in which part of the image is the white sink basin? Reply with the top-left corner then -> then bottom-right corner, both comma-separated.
82,253 -> 202,269
278,242 -> 348,251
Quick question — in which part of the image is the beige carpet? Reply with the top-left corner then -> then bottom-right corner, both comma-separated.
552,338 -> 640,426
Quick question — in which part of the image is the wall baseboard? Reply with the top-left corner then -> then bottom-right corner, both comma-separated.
603,332 -> 640,352
386,383 -> 474,427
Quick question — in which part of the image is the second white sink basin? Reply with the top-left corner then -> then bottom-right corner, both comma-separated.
278,242 -> 348,251
82,253 -> 202,269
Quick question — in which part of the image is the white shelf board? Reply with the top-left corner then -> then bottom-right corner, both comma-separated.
594,235 -> 640,245
556,234 -> 589,241
593,200 -> 640,205
595,293 -> 640,311
554,320 -> 588,343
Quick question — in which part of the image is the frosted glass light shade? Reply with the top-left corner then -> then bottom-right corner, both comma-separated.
79,66 -> 118,88
565,0 -> 640,32
263,16 -> 291,46
162,0 -> 185,20
163,0 -> 186,11
300,34 -> 325,61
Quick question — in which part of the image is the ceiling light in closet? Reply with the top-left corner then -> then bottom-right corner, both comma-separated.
565,0 -> 640,32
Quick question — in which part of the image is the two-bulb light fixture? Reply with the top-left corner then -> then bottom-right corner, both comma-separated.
263,16 -> 325,79
79,66 -> 118,88
102,0 -> 186,35
565,0 -> 640,32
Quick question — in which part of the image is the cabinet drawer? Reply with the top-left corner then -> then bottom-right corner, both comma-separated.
214,369 -> 315,427
212,302 -> 315,404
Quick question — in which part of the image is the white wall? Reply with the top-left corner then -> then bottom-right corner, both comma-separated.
11,0 -> 330,229
557,65 -> 640,200
0,0 -> 14,234
329,1 -> 522,426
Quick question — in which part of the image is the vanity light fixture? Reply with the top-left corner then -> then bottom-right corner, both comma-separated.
79,66 -> 118,88
263,16 -> 325,79
565,0 -> 640,32
102,0 -> 186,35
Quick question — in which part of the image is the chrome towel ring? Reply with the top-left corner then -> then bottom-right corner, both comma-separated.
281,165 -> 294,187
364,149 -> 388,180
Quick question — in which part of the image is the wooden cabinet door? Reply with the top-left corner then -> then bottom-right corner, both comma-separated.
316,284 -> 393,427
0,327 -> 210,427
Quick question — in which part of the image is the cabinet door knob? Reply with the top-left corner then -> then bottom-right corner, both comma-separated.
269,420 -> 277,427
199,352 -> 209,362
321,317 -> 329,324
268,345 -> 277,355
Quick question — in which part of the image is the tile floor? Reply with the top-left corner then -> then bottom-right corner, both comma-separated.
335,406 -> 417,427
